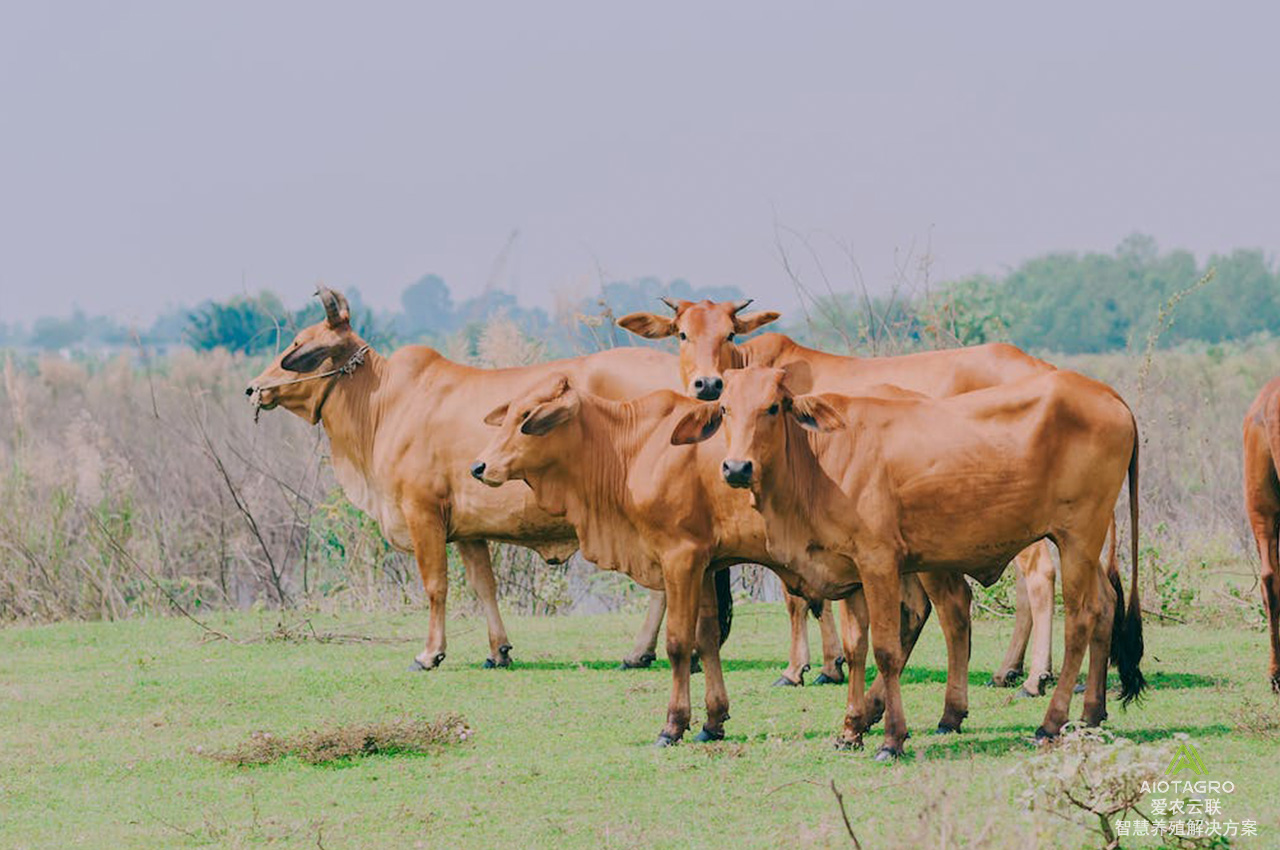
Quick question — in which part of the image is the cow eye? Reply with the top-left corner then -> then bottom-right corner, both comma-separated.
727,332 -> 735,341
767,403 -> 779,415
678,332 -> 687,341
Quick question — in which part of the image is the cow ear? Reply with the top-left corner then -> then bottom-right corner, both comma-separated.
280,343 -> 330,373
616,312 -> 678,340
483,403 -> 509,427
521,391 -> 580,436
671,403 -> 723,445
789,395 -> 845,432
733,310 -> 781,335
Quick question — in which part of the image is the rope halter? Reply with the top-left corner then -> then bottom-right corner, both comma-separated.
250,345 -> 370,424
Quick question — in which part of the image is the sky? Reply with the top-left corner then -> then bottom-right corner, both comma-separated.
2,2 -> 1278,325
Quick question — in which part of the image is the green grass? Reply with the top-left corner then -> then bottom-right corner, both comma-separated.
2,605 -> 1279,849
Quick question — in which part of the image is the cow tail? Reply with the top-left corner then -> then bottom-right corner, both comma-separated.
1117,419 -> 1147,706
1106,518 -> 1125,670
715,567 -> 734,646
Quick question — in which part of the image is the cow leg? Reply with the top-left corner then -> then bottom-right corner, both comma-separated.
407,512 -> 450,670
775,592 -> 812,686
814,601 -> 847,684
837,592 -> 871,749
864,574 -> 932,729
1037,539 -> 1102,739
456,540 -> 513,668
859,562 -> 910,760
919,572 -> 972,734
991,567 -> 1031,687
622,591 -> 666,669
693,572 -> 730,741
1081,564 -> 1117,726
656,550 -> 704,745
1248,511 -> 1280,692
1019,542 -> 1057,698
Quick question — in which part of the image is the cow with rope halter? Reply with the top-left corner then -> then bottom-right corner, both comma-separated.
246,287 -> 689,671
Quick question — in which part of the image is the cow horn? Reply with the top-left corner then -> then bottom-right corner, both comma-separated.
316,286 -> 347,326
730,298 -> 754,315
659,296 -> 681,313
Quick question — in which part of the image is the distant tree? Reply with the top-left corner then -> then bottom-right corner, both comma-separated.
186,292 -> 289,355
400,274 -> 455,334
31,311 -> 88,350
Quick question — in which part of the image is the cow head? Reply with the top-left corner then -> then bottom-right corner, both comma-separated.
245,287 -> 365,424
671,366 -> 843,490
471,374 -> 581,487
616,298 -> 780,401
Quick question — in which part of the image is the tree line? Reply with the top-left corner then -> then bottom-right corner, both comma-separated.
2,234 -> 1275,357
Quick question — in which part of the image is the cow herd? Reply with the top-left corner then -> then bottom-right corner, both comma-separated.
245,287 -> 1275,759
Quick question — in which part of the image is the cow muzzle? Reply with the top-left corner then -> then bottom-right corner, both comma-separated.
470,460 -> 505,487
692,376 -> 724,401
721,459 -> 753,488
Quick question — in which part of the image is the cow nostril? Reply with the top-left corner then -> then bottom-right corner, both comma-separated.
711,377 -> 723,391
693,378 -> 705,389
470,461 -> 486,480
245,387 -> 254,396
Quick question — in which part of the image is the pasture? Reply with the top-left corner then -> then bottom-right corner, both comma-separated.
3,604 -> 1277,849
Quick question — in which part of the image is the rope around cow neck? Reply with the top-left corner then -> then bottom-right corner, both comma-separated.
250,345 -> 370,424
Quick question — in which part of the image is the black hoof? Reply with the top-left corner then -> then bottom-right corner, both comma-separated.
691,657 -> 702,674
620,652 -> 657,670
1073,682 -> 1086,694
934,723 -> 960,735
873,746 -> 901,762
772,675 -> 802,687
1033,726 -> 1057,742
834,736 -> 863,751
1014,687 -> 1037,700
408,652 -> 446,672
654,733 -> 679,748
693,726 -> 725,743
812,671 -> 843,685
484,644 -> 513,669
1272,676 -> 1280,695
987,669 -> 1022,688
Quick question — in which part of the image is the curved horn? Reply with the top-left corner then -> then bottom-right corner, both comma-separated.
729,298 -> 754,315
659,296 -> 681,313
315,286 -> 347,326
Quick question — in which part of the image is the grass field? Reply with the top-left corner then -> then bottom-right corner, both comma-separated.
3,604 -> 1278,849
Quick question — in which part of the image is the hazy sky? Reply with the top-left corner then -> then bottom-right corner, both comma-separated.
2,2 -> 1277,325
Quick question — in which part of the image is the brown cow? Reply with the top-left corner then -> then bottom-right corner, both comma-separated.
1242,378 -> 1280,692
618,299 -> 1062,697
675,366 -> 1145,758
246,287 -> 685,670
472,376 -> 946,745
247,288 -> 856,678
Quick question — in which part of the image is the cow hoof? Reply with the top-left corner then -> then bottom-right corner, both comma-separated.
873,746 -> 902,762
1072,682 -> 1086,694
835,736 -> 864,751
1271,674 -> 1280,694
772,675 -> 802,687
619,653 -> 657,670
812,669 -> 844,686
1033,726 -> 1057,743
482,658 -> 495,669
654,733 -> 680,748
691,657 -> 702,674
1014,687 -> 1037,699
693,726 -> 725,743
409,652 -> 446,672
934,723 -> 961,735
987,669 -> 1022,688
